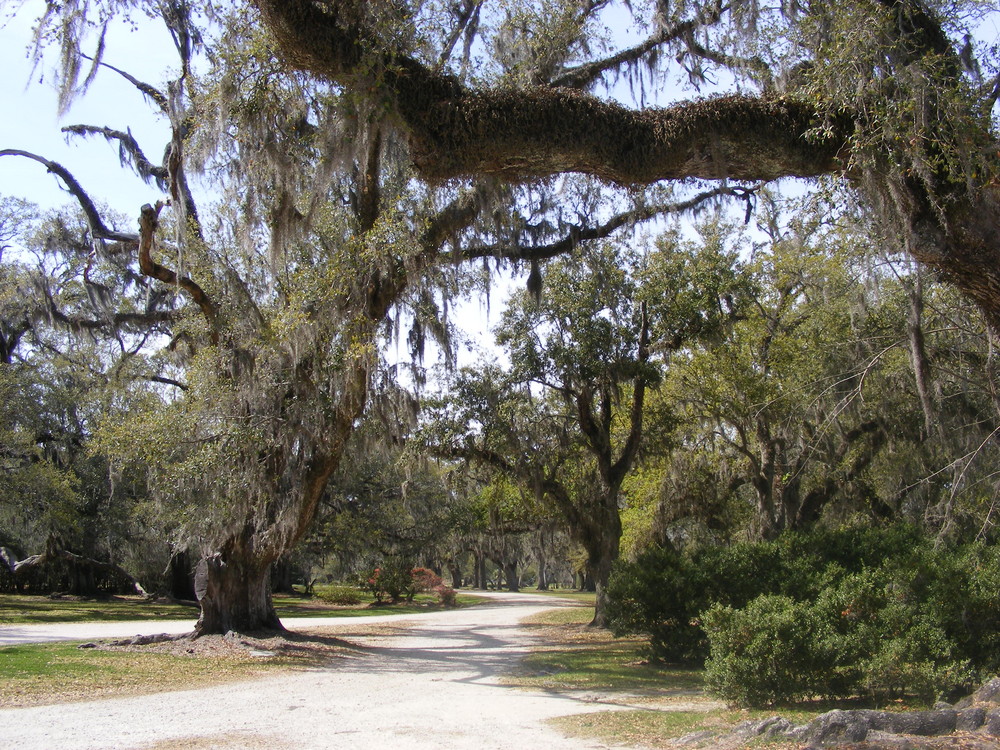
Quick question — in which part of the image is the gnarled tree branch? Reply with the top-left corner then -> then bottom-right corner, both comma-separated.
253,0 -> 850,185
0,150 -> 137,243
138,202 -> 219,344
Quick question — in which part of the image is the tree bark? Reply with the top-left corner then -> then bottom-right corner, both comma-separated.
503,560 -> 519,592
535,527 -> 549,591
193,528 -> 283,635
447,559 -> 462,589
584,506 -> 622,627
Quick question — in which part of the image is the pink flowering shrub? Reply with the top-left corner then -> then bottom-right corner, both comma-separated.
434,584 -> 458,607
365,561 -> 414,603
365,564 -> 457,605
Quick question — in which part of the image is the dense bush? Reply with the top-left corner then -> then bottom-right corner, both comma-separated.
365,562 -> 457,605
365,559 -> 416,602
316,584 -> 365,605
607,525 -> 1000,706
702,595 -> 833,706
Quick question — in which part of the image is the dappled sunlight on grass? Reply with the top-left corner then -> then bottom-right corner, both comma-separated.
0,594 -> 197,624
0,591 -> 488,625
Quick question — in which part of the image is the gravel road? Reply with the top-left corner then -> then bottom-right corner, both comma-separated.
0,592 -> 633,750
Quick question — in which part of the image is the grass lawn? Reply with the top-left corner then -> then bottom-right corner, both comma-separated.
0,590 -> 487,624
0,634 -> 344,708
511,605 -> 828,749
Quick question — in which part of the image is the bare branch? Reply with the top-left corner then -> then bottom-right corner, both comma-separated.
0,150 -> 138,243
149,375 -> 189,390
80,54 -> 169,113
62,124 -> 169,188
138,202 -> 219,344
551,2 -> 729,90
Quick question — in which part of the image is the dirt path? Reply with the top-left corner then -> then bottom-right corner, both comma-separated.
0,592 -> 634,750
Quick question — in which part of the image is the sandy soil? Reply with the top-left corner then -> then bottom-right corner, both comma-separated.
0,592 -> 638,750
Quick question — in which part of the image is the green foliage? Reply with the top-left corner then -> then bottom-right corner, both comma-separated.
315,584 -> 365,606
608,525 -> 1000,706
365,559 -> 417,603
702,596 -> 831,706
362,561 -> 456,605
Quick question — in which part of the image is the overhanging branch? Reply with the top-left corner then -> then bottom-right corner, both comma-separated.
253,0 -> 851,185
0,150 -> 137,243
459,185 -> 760,263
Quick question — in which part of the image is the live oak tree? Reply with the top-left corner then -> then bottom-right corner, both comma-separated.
19,0 -> 1000,630
244,0 -> 1000,328
15,0 -> 719,632
424,239 -> 748,624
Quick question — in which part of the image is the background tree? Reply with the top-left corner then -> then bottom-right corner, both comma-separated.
425,237 -> 748,623
627,191 -> 1000,546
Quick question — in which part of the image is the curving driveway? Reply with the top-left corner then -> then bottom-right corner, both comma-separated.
0,592 -> 633,750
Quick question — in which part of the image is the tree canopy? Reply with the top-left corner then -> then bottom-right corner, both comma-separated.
7,0 -> 1000,633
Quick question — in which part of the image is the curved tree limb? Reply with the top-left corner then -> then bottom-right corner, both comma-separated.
459,185 -> 760,263
80,53 -> 169,113
253,0 -> 850,185
0,150 -> 138,243
138,202 -> 219,345
62,124 -> 168,189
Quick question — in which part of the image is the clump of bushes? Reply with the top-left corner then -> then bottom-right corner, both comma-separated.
365,561 -> 457,606
606,524 -> 1000,706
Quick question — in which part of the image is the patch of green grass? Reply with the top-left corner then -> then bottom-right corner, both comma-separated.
511,605 -> 702,694
0,641 -> 296,708
520,604 -> 595,626
0,594 -> 197,624
0,591 -> 487,625
525,588 -> 597,604
517,637 -> 703,693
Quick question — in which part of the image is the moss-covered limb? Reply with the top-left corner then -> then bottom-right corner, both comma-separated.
402,88 -> 848,185
253,2 -> 847,185
0,150 -> 137,243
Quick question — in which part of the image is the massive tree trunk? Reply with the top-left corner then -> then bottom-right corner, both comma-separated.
194,527 -> 283,635
447,559 -> 462,589
503,560 -> 519,592
582,503 -> 623,628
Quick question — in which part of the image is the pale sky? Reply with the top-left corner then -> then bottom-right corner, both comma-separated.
0,2 -> 179,222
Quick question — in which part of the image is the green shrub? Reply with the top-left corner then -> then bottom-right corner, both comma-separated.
609,525 -> 999,706
704,595 -> 832,706
605,547 -> 707,662
316,584 -> 365,606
